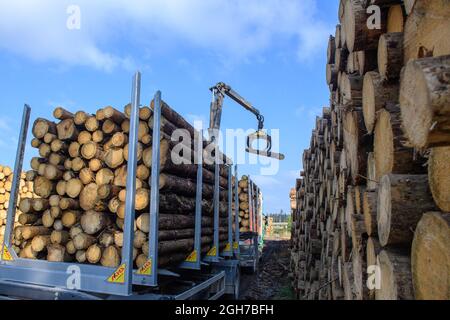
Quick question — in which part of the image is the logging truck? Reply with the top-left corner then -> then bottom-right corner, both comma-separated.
0,73 -> 247,300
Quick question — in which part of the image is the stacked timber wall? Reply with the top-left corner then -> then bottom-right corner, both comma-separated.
11,103 -> 231,268
290,0 -> 450,300
234,176 -> 262,234
0,166 -> 35,248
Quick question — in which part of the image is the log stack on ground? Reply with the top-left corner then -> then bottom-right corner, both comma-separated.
14,102 -> 231,269
0,166 -> 35,250
290,0 -> 450,300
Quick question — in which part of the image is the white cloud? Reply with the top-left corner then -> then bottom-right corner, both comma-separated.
0,117 -> 12,131
0,117 -> 18,149
295,106 -> 306,117
295,106 -> 323,118
0,0 -> 333,71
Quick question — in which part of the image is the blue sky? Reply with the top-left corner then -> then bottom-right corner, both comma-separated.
0,0 -> 338,214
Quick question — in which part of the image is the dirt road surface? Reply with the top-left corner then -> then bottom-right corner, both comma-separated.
239,238 -> 292,300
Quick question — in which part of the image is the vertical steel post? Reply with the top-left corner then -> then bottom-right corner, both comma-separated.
148,91 -> 162,284
234,165 -> 240,256
256,186 -> 259,238
205,150 -> 220,262
2,105 -> 30,253
248,178 -> 254,233
252,182 -> 257,233
221,164 -> 233,257
179,129 -> 203,269
193,129 -> 203,265
121,72 -> 141,295
212,162 -> 220,259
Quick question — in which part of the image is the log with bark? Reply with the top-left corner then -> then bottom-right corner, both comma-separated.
403,0 -> 450,63
375,249 -> 414,300
428,147 -> 450,212
399,55 -> 450,149
373,104 -> 426,179
411,212 -> 450,300
21,102 -> 231,269
290,0 -> 449,302
377,174 -> 438,246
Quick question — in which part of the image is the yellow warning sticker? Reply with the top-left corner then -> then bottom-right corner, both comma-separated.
207,246 -> 217,257
2,246 -> 13,261
224,243 -> 232,252
185,250 -> 198,263
107,264 -> 126,283
136,259 -> 152,276
233,242 -> 239,250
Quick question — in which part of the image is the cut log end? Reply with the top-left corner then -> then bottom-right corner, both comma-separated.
412,212 -> 450,300
428,147 -> 450,212
376,249 -> 414,300
400,55 -> 450,149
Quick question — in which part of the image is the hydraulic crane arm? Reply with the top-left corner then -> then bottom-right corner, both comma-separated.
211,82 -> 265,130
209,82 -> 284,160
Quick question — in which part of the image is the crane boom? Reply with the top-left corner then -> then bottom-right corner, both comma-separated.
208,82 -> 284,160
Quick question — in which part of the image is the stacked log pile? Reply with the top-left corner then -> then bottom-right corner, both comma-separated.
234,176 -> 261,233
236,176 -> 251,232
13,103 -> 230,268
0,166 -> 35,249
291,0 -> 450,300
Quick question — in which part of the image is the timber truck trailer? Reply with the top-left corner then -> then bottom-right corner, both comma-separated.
237,177 -> 264,275
0,73 -> 242,300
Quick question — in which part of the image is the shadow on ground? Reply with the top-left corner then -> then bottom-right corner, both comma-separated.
240,238 -> 295,300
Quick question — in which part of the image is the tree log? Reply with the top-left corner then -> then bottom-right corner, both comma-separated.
387,4 -> 404,33
73,233 -> 96,250
363,190 -> 377,237
376,249 -> 414,300
81,211 -> 108,235
20,226 -> 51,240
399,55 -> 450,149
411,212 -> 450,300
57,119 -> 79,141
86,244 -> 102,264
344,0 -> 386,52
101,245 -> 121,268
377,174 -> 438,246
343,110 -> 372,185
31,235 -> 51,252
341,73 -> 363,109
378,32 -> 403,81
362,71 -> 399,134
47,244 -> 70,262
403,0 -> 450,62
352,245 -> 368,300
74,111 -> 89,126
159,173 -> 216,199
428,146 -> 450,212
374,105 -> 426,180
32,118 -> 56,139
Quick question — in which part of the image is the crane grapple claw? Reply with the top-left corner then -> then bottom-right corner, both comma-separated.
246,131 -> 285,160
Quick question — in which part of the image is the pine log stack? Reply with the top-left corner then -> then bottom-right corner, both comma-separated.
233,176 -> 261,233
14,103 -> 230,269
0,166 -> 35,250
291,0 -> 450,300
